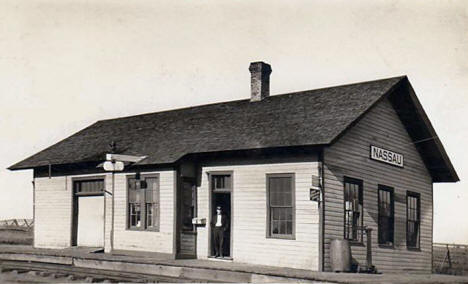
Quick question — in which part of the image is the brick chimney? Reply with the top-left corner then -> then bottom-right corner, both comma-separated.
249,61 -> 272,102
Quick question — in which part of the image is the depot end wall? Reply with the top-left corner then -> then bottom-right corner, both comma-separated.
323,97 -> 433,273
196,161 -> 320,270
34,176 -> 72,248
33,170 -> 175,255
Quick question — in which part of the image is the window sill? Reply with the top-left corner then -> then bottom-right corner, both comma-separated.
348,241 -> 364,247
126,228 -> 160,232
407,247 -> 421,252
267,235 -> 296,240
378,244 -> 394,249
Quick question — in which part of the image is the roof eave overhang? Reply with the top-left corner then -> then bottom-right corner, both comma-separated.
327,76 -> 459,183
400,79 -> 459,183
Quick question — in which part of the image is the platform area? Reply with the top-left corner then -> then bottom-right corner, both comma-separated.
1,245 -> 468,283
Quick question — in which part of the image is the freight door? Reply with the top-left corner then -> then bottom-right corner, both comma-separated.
71,178 -> 105,248
77,196 -> 104,247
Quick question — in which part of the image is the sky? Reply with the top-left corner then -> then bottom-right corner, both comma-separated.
0,0 -> 467,244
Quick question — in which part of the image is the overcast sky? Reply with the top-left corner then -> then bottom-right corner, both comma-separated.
1,0 -> 467,244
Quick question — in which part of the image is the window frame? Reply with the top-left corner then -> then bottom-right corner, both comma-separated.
126,173 -> 160,232
73,177 -> 105,197
343,177 -> 364,244
406,191 -> 421,250
378,185 -> 394,248
211,173 -> 232,193
266,173 -> 296,240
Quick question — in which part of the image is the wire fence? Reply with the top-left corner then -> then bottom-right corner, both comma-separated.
0,219 -> 34,231
433,243 -> 468,275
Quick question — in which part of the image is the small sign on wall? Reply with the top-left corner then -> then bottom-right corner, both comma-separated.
370,145 -> 404,168
310,188 -> 321,202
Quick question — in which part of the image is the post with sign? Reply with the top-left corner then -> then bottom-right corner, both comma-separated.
102,153 -> 146,252
103,159 -> 125,252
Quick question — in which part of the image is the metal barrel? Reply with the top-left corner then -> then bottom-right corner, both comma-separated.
330,239 -> 352,272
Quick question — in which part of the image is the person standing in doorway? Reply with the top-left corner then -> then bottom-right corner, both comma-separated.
212,206 -> 228,258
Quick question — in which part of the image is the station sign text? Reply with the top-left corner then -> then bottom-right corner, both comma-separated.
370,145 -> 404,168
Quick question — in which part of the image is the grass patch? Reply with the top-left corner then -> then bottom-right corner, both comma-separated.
0,228 -> 33,245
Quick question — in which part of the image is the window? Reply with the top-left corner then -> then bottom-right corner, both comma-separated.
212,175 -> 232,192
407,191 -> 420,249
344,177 -> 363,242
74,179 -> 104,195
267,173 -> 295,239
127,174 -> 160,231
378,185 -> 394,246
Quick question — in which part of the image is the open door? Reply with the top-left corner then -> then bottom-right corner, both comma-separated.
209,173 -> 232,259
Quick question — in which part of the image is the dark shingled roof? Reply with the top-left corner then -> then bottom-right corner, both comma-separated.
8,76 -> 458,182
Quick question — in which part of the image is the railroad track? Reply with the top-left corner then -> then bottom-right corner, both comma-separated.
0,259 -> 209,283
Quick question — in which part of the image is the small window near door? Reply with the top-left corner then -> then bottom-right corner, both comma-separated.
212,175 -> 232,192
378,185 -> 394,247
267,173 -> 295,239
344,177 -> 363,243
127,174 -> 160,231
407,191 -> 420,249
74,179 -> 104,195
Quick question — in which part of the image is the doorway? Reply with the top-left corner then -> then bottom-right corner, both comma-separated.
211,193 -> 231,257
71,178 -> 105,248
209,173 -> 232,259
177,178 -> 197,258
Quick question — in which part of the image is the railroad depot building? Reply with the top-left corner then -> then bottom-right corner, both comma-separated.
9,62 -> 458,273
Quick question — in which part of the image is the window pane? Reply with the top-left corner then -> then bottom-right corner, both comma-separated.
213,175 -> 231,190
378,187 -> 394,245
75,179 -> 104,194
407,193 -> 420,247
272,220 -> 279,234
286,221 -> 293,235
146,204 -> 153,227
128,178 -> 136,190
269,177 -> 292,207
286,207 -> 292,221
127,176 -> 160,230
343,178 -> 363,242
130,203 -> 141,228
280,220 -> 286,235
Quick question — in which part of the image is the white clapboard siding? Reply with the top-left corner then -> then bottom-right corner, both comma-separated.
112,170 -> 175,254
197,162 -> 320,270
323,98 -> 433,273
34,176 -> 71,248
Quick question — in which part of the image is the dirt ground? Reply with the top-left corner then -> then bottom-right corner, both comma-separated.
0,270 -> 83,283
0,229 -> 33,246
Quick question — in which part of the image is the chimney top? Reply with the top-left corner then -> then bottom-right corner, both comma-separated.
249,61 -> 272,102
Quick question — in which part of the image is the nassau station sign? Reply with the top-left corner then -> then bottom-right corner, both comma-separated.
370,145 -> 404,168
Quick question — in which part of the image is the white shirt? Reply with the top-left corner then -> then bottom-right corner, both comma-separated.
215,213 -> 222,227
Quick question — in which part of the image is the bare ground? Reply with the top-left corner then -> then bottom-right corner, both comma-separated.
0,229 -> 33,245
